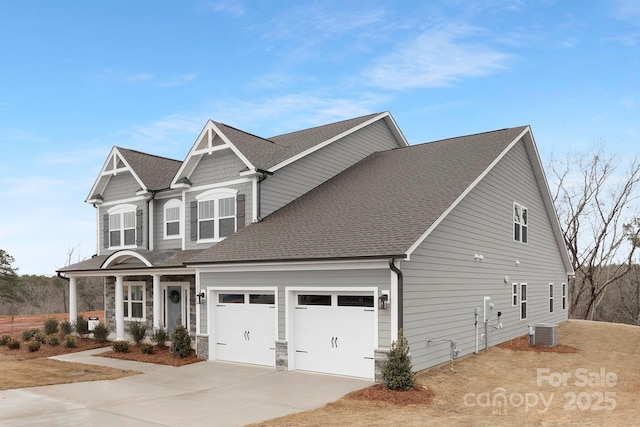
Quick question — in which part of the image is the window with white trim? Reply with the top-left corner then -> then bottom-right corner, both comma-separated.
108,204 -> 137,248
196,189 -> 236,241
549,283 -> 554,313
562,283 -> 567,310
164,199 -> 181,239
513,202 -> 528,244
124,283 -> 145,320
520,283 -> 527,320
512,283 -> 518,306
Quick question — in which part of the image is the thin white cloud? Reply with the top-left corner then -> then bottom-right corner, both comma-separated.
159,73 -> 198,87
198,1 -> 246,17
364,24 -> 512,90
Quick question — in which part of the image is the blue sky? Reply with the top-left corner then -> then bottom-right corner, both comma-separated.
1,1 -> 639,275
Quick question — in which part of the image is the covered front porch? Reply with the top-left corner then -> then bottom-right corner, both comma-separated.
59,249 -> 202,342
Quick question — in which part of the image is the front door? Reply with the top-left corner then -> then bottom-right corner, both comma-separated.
166,285 -> 183,333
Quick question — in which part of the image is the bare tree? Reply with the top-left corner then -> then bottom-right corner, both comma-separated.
549,148 -> 640,320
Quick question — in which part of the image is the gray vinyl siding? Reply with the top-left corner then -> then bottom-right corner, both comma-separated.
260,120 -> 402,217
188,149 -> 247,186
101,172 -> 140,202
402,139 -> 569,372
184,181 -> 253,250
97,200 -> 147,255
198,268 -> 390,345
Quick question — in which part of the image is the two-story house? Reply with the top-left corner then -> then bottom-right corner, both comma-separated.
58,111 -> 573,380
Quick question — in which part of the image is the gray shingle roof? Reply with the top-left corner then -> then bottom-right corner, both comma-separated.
58,249 -> 203,273
117,148 -> 182,191
188,126 -> 529,264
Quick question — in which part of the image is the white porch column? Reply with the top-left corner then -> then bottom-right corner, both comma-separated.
69,277 -> 78,324
153,274 -> 162,329
115,275 -> 125,340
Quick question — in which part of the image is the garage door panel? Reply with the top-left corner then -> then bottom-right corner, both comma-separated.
214,292 -> 276,367
293,293 -> 375,379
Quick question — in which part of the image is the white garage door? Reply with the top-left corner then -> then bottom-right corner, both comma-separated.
294,293 -> 375,379
214,292 -> 276,367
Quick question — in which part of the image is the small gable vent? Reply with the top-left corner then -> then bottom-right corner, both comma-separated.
531,323 -> 558,347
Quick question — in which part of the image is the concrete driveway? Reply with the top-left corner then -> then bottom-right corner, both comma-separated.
0,349 -> 370,426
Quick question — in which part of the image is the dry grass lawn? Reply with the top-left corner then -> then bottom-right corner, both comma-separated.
252,320 -> 640,426
0,357 -> 138,391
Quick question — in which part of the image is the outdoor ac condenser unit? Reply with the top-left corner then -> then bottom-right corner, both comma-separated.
531,323 -> 558,347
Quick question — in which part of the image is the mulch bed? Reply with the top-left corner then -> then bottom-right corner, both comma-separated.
345,382 -> 435,405
98,345 -> 203,367
0,337 -> 111,360
496,334 -> 578,353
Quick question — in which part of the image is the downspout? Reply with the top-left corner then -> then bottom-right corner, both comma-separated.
389,258 -> 404,332
146,190 -> 157,249
256,169 -> 273,222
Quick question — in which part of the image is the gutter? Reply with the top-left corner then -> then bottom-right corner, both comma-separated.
256,169 -> 273,222
389,258 -> 404,332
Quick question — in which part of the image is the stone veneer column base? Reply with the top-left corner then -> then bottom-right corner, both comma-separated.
374,348 -> 390,383
196,335 -> 209,360
275,340 -> 288,370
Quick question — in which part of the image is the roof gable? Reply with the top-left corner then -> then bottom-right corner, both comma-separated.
187,126 -> 533,265
86,147 -> 181,202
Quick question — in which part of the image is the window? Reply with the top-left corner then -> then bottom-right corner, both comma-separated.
108,204 -> 138,248
337,295 -> 374,307
549,283 -> 554,313
520,283 -> 527,320
512,283 -> 518,307
298,294 -> 331,306
196,189 -> 237,241
562,283 -> 567,310
219,294 -> 244,304
164,199 -> 181,239
513,202 -> 528,244
124,284 -> 144,319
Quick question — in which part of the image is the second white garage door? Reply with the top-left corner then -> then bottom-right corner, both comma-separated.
214,291 -> 276,367
293,292 -> 376,379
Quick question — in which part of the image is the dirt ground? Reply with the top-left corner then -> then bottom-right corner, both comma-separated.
0,311 -> 104,339
252,320 -> 640,426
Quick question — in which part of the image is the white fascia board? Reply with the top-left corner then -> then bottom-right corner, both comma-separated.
523,129 -> 575,276
382,112 -> 409,147
98,195 -> 151,207
405,127 -> 530,258
195,259 -> 390,274
184,177 -> 253,194
60,267 -> 196,278
209,122 -> 256,170
268,112 -> 395,173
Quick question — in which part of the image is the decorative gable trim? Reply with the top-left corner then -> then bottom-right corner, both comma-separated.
102,250 -> 153,268
171,120 -> 256,189
86,147 -> 147,203
268,111 -> 409,173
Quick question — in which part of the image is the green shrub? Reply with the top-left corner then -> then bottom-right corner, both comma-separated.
0,335 -> 11,345
63,334 -> 77,348
111,340 -> 130,353
60,320 -> 73,335
75,316 -> 89,337
151,328 -> 169,347
128,321 -> 147,346
21,328 -> 39,341
170,320 -> 192,358
7,339 -> 20,350
381,329 -> 415,391
92,323 -> 109,343
140,343 -> 155,354
45,333 -> 60,346
44,318 -> 59,335
27,341 -> 41,352
33,331 -> 46,344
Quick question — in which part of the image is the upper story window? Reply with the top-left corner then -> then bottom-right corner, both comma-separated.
194,189 -> 237,242
164,199 -> 182,239
513,202 -> 528,244
107,204 -> 139,249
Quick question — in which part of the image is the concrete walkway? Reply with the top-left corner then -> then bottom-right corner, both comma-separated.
0,348 -> 370,426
